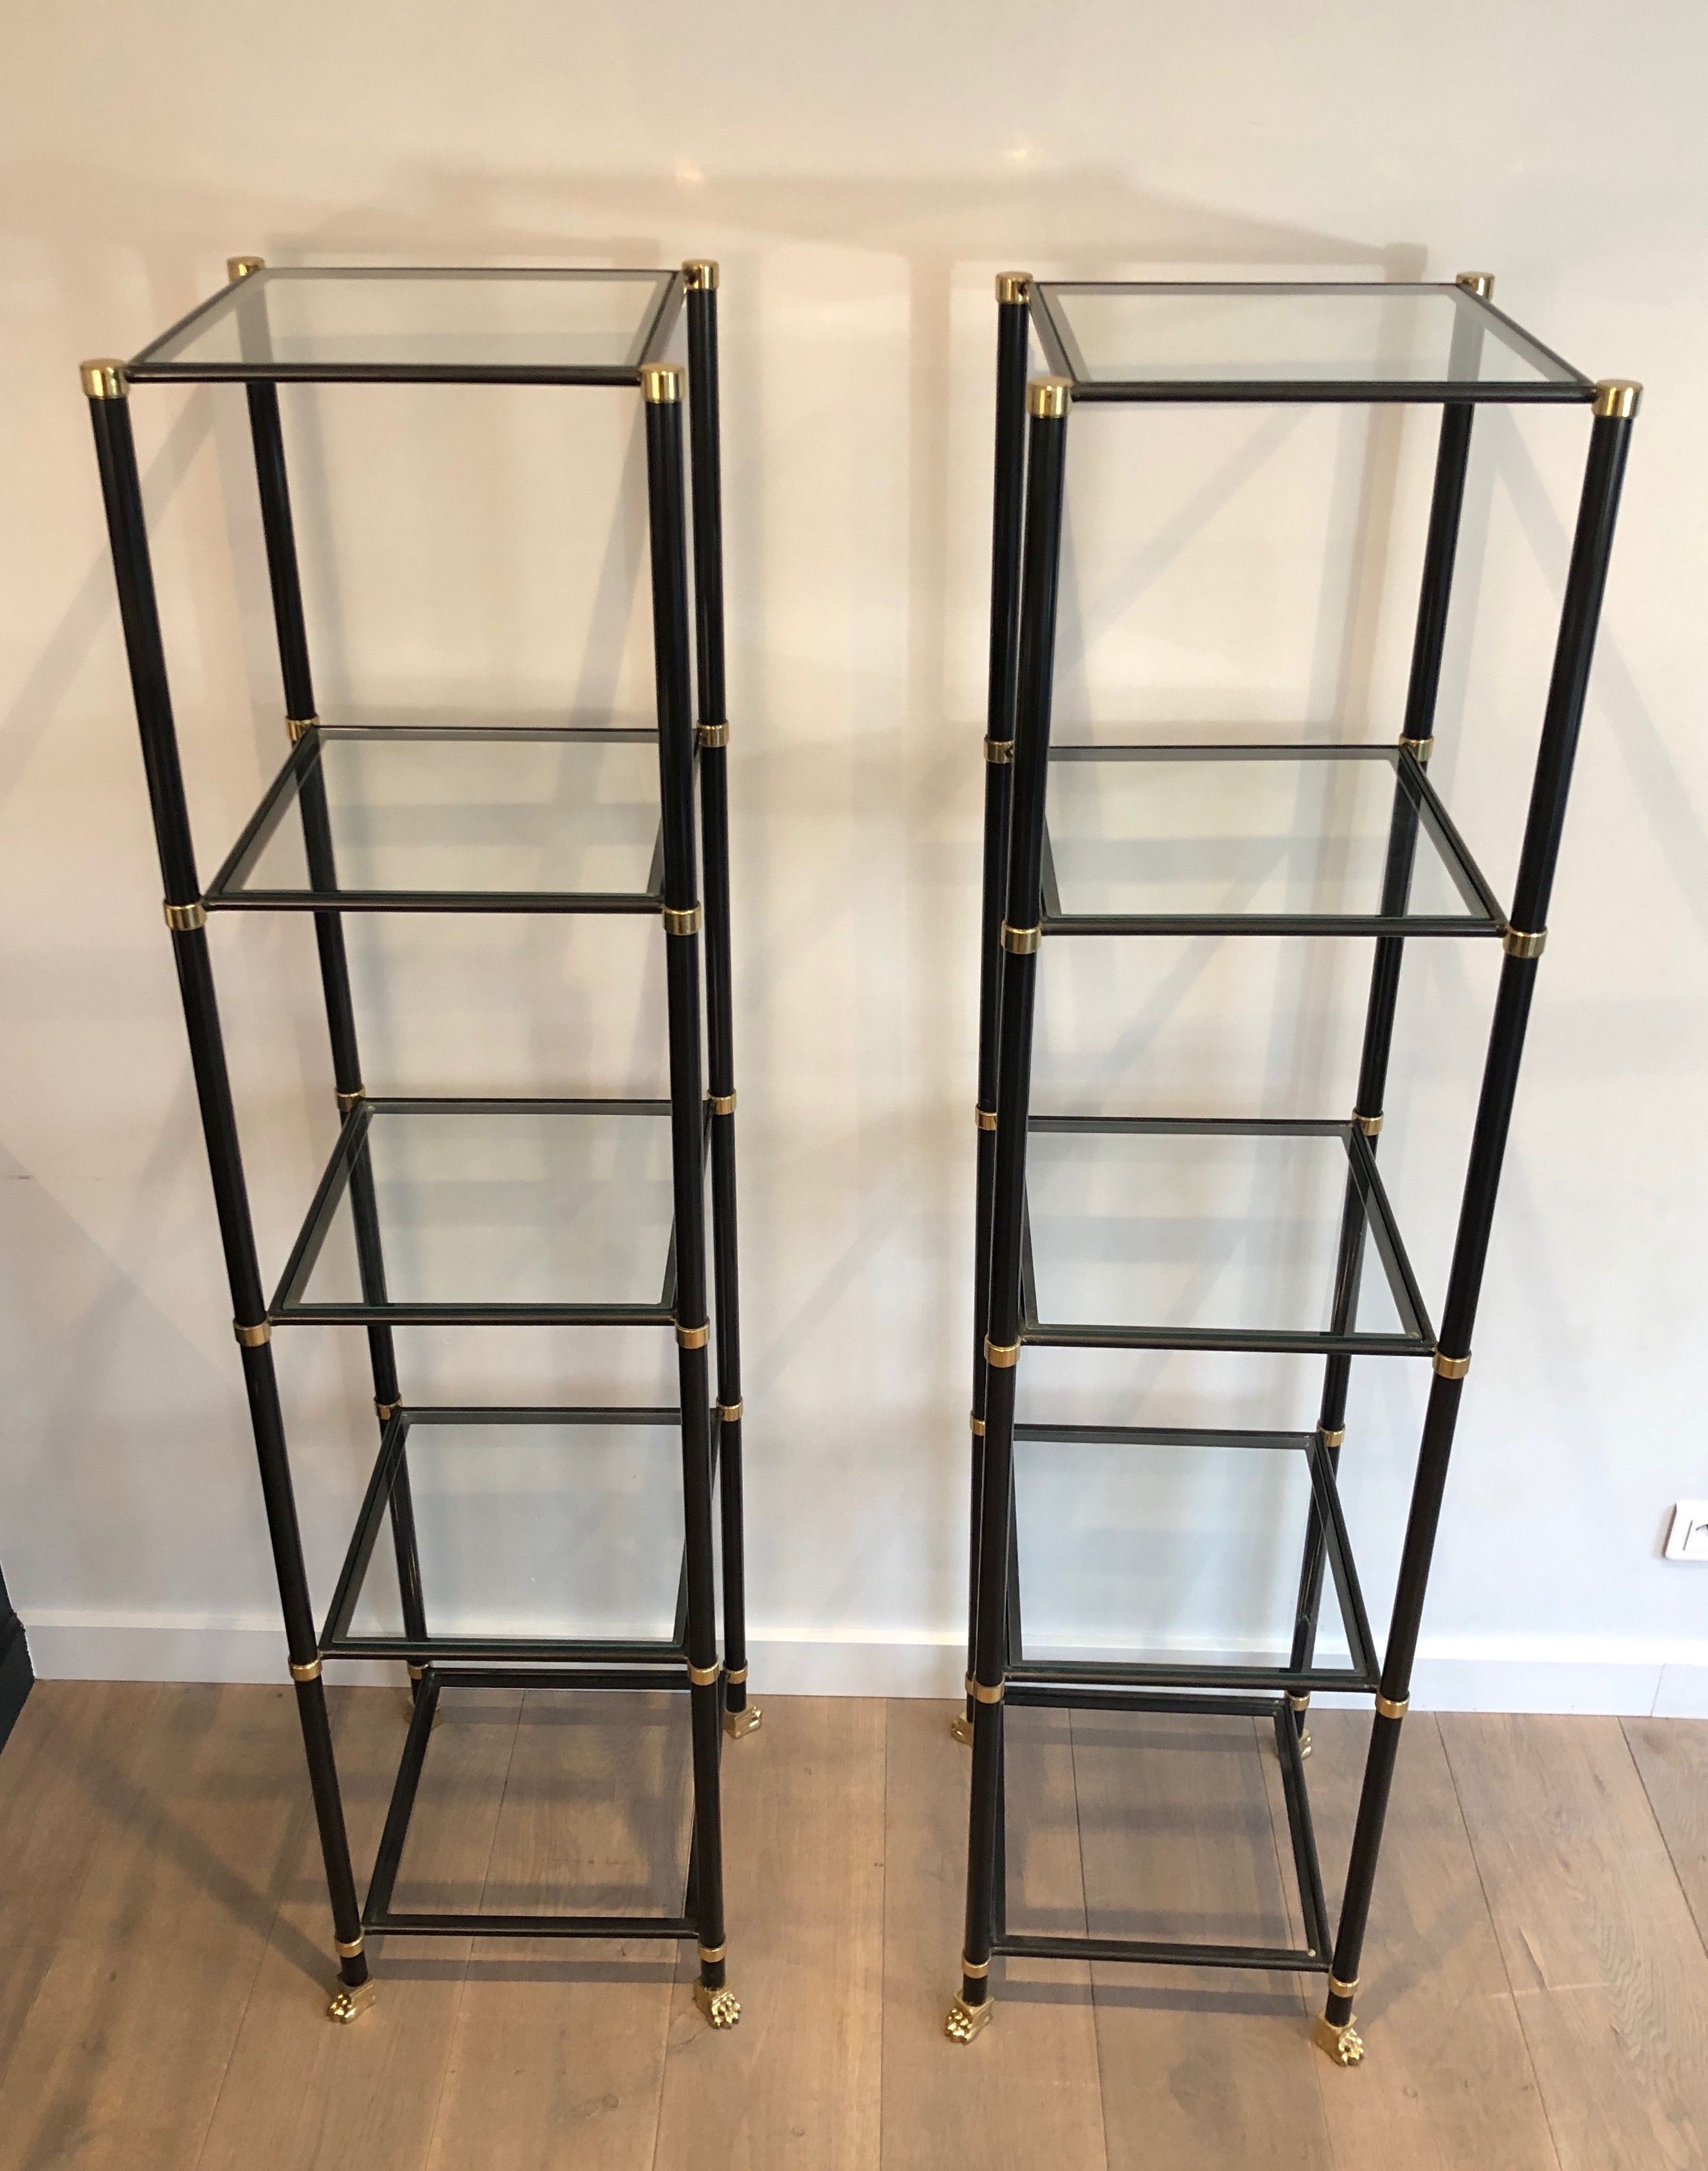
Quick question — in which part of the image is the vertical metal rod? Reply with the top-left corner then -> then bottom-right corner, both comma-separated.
963,277 -> 1033,1738
1322,395 -> 1637,2053
644,367 -> 730,2006
243,382 -> 427,1653
85,373 -> 367,1992
682,265 -> 753,1732
1289,399 -> 1477,1700
683,264 -> 727,732
954,378 -> 1071,2035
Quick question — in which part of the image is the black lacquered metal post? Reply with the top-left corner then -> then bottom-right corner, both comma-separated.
1289,385 -> 1478,1723
682,262 -> 756,1741
1317,385 -> 1639,2066
644,363 -> 736,2026
950,376 -> 1072,2042
960,274 -> 1034,1745
84,360 -> 370,2017
242,365 -> 429,1662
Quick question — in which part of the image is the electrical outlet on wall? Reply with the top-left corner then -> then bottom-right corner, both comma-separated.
1664,1502 -> 1708,1561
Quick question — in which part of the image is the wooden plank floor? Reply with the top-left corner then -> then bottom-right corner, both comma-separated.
1,1687 -> 1705,2170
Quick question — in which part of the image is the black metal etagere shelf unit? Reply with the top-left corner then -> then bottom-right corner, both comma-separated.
950,272 -> 1638,2062
83,257 -> 754,2028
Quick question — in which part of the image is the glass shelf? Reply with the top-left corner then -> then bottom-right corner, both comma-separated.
1009,1422 -> 1377,1694
205,727 -> 663,914
320,1406 -> 688,1663
273,1098 -> 684,1325
1021,1116 -> 1432,1356
1031,281 -> 1591,403
128,265 -> 678,384
1041,743 -> 1504,937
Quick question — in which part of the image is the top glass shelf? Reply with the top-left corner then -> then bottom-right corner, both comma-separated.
127,266 -> 680,385
1031,282 -> 1592,404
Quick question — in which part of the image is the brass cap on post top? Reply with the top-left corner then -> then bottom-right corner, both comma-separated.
995,271 -> 1031,305
80,359 -> 127,400
1028,375 -> 1071,420
642,363 -> 684,404
1594,379 -> 1642,420
227,255 -> 266,281
1454,271 -> 1495,299
682,260 -> 719,292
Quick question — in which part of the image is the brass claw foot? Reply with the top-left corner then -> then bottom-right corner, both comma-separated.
949,1711 -> 974,1747
945,1995 -> 992,2042
327,1981 -> 376,2024
1299,1729 -> 1313,1758
695,1982 -> 741,2028
1313,2013 -> 1364,2066
723,1703 -> 763,1741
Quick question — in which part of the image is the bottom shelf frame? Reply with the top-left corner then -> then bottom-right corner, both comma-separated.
316,1405 -> 736,1960
995,1687 -> 1332,1974
974,1420 -> 1381,1982
361,1662 -> 703,1944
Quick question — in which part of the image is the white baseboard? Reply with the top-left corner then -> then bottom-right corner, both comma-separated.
23,1613 -> 1708,1717
25,1615 -> 398,1687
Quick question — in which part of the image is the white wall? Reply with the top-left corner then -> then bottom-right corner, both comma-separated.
2,1 -> 1705,1714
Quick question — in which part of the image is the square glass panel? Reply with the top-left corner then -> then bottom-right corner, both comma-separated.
1012,1431 -> 1355,1675
278,1101 -> 677,1320
1054,1705 -> 1304,1952
1024,1120 -> 1428,1352
394,1686 -> 691,1920
1044,745 -> 1499,931
1041,281 -> 1583,393
214,730 -> 661,907
133,266 -> 672,375
346,1415 -> 684,1644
